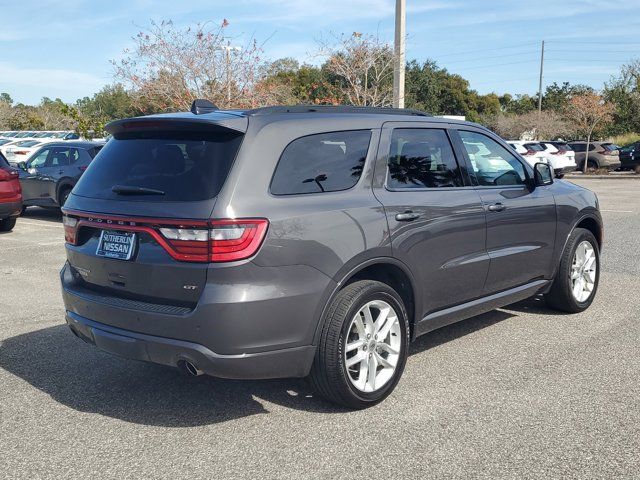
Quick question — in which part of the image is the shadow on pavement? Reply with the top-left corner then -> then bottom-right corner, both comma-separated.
1,305 -> 522,426
21,207 -> 62,223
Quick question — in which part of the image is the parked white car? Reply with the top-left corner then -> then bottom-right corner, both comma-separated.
507,141 -> 551,168
1,140 -> 53,164
539,142 -> 577,176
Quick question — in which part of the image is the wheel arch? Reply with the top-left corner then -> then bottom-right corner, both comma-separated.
312,257 -> 420,345
550,211 -> 603,282
56,181 -> 75,206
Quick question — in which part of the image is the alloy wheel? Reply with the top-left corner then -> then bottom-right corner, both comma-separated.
344,300 -> 401,393
570,240 -> 597,303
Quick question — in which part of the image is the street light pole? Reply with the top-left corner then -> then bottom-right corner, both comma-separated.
393,0 -> 406,108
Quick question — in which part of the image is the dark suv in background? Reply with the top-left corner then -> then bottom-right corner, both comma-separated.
61,103 -> 602,408
16,141 -> 103,210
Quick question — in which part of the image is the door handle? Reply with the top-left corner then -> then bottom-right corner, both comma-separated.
395,211 -> 420,222
487,203 -> 506,212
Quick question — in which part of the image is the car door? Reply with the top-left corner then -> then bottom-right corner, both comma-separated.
373,122 -> 488,319
453,128 -> 557,293
37,146 -> 72,202
20,147 -> 52,203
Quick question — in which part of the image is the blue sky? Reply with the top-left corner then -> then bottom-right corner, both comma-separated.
2,0 -> 640,104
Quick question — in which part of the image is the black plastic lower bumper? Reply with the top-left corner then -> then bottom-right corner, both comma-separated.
66,311 -> 316,379
0,200 -> 21,219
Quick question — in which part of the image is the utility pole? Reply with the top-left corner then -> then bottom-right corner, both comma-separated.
393,0 -> 406,108
220,45 -> 240,105
537,40 -> 545,114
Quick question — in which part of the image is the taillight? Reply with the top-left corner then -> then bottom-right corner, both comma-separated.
63,215 -> 79,244
209,219 -> 269,262
524,149 -> 535,155
0,166 -> 19,180
63,212 -> 269,263
13,150 -> 28,156
159,219 -> 269,262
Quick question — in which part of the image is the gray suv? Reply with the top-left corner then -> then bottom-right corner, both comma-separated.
61,103 -> 603,408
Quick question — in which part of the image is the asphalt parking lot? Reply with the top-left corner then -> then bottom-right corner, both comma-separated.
1,178 -> 639,479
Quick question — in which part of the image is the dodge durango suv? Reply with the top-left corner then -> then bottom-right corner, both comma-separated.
61,103 -> 603,408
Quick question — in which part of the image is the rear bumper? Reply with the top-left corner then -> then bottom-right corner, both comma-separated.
60,260 -> 332,378
0,200 -> 22,219
66,310 -> 316,379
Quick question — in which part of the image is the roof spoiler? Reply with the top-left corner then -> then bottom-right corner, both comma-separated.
191,99 -> 219,115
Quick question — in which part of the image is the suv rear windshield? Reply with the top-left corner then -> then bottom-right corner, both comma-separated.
73,131 -> 242,202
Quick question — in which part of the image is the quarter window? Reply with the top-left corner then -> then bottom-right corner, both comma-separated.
387,128 -> 462,189
271,130 -> 372,195
458,131 -> 526,187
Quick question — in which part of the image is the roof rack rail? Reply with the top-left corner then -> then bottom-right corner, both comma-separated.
244,105 -> 430,117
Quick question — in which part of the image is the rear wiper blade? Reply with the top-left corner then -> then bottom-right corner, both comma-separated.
111,185 -> 165,196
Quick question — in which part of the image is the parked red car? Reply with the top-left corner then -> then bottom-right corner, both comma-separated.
0,152 -> 22,232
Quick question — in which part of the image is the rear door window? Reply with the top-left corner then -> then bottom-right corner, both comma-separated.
271,130 -> 372,195
73,131 -> 243,202
387,128 -> 463,188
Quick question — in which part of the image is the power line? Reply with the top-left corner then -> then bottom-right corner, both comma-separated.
438,50 -> 540,65
453,59 -> 540,71
432,42 -> 540,58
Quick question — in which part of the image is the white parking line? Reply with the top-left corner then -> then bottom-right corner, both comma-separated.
600,209 -> 634,213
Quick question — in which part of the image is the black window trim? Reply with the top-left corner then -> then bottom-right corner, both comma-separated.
268,128 -> 375,197
383,126 -> 469,192
452,127 -> 533,190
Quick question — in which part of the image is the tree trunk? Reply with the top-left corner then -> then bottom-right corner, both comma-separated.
583,133 -> 591,174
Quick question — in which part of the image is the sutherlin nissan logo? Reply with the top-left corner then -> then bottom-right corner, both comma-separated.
87,218 -> 137,226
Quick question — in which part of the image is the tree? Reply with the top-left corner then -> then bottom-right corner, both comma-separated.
565,93 -> 615,172
405,60 -> 500,119
0,93 -> 12,105
253,59 -> 338,105
316,32 -> 396,106
112,19 -> 265,111
542,82 -> 593,112
483,110 -> 571,140
604,59 -> 640,136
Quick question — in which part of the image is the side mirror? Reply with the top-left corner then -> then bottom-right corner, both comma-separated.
534,162 -> 554,186
17,161 -> 27,171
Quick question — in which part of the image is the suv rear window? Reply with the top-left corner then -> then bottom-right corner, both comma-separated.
0,153 -> 9,168
73,131 -> 242,202
271,130 -> 371,195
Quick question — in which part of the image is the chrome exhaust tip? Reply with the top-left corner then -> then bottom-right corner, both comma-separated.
178,360 -> 203,377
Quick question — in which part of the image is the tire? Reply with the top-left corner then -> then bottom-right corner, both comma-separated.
546,228 -> 600,313
587,160 -> 598,171
58,187 -> 72,207
309,280 -> 410,409
0,217 -> 17,232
